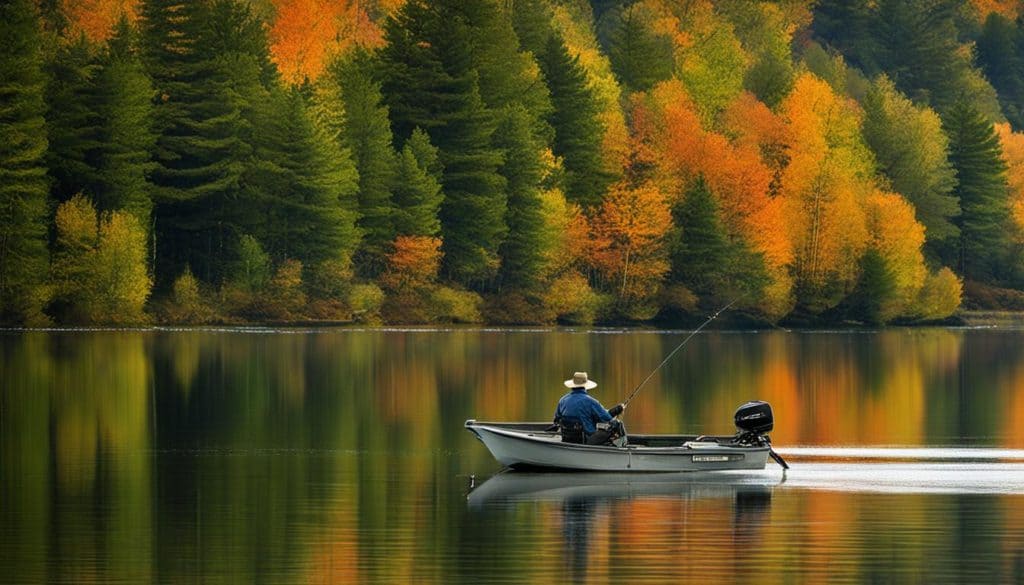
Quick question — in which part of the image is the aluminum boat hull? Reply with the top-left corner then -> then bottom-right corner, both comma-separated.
465,420 -> 771,472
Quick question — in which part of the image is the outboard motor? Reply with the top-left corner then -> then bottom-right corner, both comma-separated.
733,400 -> 788,468
734,400 -> 774,435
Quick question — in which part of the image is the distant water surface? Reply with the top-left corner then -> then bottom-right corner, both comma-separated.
2,327 -> 1024,583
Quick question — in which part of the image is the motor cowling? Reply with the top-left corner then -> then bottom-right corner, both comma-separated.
734,400 -> 774,435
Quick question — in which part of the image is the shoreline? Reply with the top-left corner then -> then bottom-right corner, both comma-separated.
3,310 -> 1024,333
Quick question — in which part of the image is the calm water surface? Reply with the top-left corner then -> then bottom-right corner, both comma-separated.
2,327 -> 1024,583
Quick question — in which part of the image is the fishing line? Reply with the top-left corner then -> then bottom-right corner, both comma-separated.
622,299 -> 737,407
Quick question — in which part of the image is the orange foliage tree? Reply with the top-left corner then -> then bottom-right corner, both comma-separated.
269,0 -> 386,84
63,0 -> 138,42
631,81 -> 793,317
589,181 -> 672,317
380,235 -> 442,292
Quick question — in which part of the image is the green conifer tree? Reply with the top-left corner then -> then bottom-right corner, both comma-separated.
846,248 -> 897,325
511,0 -> 555,58
943,101 -> 1011,280
672,177 -> 732,297
328,51 -> 396,275
141,0 -> 264,283
249,88 -> 360,267
672,177 -> 768,303
93,17 -> 157,226
811,0 -> 879,72
976,13 -> 1024,129
45,35 -> 102,204
380,0 -> 508,284
0,0 -> 51,324
495,105 -> 549,290
392,129 -> 443,237
538,33 -> 611,207
601,4 -> 674,93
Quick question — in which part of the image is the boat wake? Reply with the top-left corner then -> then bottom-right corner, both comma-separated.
468,456 -> 1024,506
774,446 -> 1024,461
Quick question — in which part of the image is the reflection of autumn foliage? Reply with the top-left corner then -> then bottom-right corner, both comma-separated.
589,181 -> 671,314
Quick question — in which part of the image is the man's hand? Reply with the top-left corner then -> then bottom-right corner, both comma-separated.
609,403 -> 625,417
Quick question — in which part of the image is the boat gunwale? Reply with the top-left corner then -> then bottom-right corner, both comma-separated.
465,420 -> 770,455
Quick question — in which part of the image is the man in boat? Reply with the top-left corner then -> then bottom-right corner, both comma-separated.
553,372 -> 626,445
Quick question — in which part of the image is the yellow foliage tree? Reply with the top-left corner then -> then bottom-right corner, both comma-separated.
642,0 -> 749,121
779,73 -> 873,310
914,268 -> 963,320
590,181 -> 672,316
864,190 -> 928,320
550,2 -> 630,175
53,194 -> 151,324
995,123 -> 1024,241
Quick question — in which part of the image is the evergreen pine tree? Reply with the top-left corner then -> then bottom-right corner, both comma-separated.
141,0 -> 264,283
406,127 -> 443,182
249,88 -> 360,267
811,0 -> 879,73
672,177 -> 768,302
511,0 -> 555,58
601,4 -> 674,92
539,33 -> 611,207
437,79 -> 507,284
392,128 -> 443,237
465,0 -> 552,120
93,17 -> 157,225
943,101 -> 1011,280
846,248 -> 897,325
44,34 -> 103,204
672,177 -> 732,296
976,13 -> 1024,130
328,51 -> 396,276
0,0 -> 50,324
873,0 -> 964,110
380,0 -> 508,284
495,105 -> 549,290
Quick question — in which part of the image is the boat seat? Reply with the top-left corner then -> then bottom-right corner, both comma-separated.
559,421 -> 586,444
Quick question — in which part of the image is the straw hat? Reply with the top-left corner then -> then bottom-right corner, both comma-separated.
564,371 -> 598,389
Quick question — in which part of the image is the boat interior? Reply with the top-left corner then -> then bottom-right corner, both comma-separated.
467,421 -> 745,448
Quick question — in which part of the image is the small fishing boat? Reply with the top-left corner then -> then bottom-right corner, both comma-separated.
465,400 -> 788,473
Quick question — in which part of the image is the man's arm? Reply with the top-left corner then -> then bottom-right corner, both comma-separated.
592,398 -> 613,423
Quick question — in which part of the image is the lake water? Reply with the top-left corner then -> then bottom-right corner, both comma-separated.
2,327 -> 1024,583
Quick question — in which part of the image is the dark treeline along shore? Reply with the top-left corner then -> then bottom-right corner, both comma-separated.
3,0 -> 1024,328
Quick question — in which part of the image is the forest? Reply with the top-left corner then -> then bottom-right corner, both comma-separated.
2,0 -> 1024,326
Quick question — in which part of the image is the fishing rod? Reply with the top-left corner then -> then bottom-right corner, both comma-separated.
622,299 -> 737,408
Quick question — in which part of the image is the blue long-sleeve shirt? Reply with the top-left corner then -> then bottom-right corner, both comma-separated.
553,388 -> 612,434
